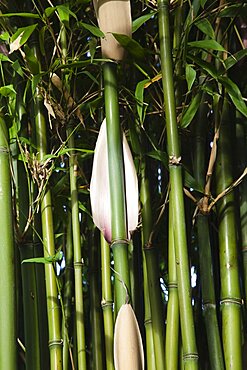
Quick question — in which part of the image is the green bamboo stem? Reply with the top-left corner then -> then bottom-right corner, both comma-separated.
140,160 -> 157,370
166,189 -> 179,370
215,98 -> 242,370
235,113 -> 247,308
0,115 -> 17,370
89,232 -> 104,370
62,213 -> 74,370
158,1 -> 198,369
20,243 -> 42,370
193,95 -> 224,370
101,234 -> 114,370
103,62 -> 130,313
34,92 -> 62,370
67,126 -> 87,370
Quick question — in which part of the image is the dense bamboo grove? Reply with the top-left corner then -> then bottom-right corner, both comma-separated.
0,0 -> 246,369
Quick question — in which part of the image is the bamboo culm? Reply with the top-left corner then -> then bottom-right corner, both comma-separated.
158,0 -> 198,368
103,62 -> 130,313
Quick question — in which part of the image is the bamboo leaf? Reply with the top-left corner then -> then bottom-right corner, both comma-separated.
44,7 -> 56,18
180,91 -> 202,128
24,45 -> 40,75
0,85 -> 16,97
194,18 -> 215,39
57,5 -> 77,27
219,76 -> 247,118
0,53 -> 12,62
188,54 -> 218,79
0,32 -> 9,41
80,22 -> 104,37
222,49 -> 247,71
218,4 -> 243,17
132,12 -> 156,33
147,150 -> 169,168
9,24 -> 38,53
188,40 -> 225,51
0,12 -> 40,19
183,169 -> 204,193
11,60 -> 24,77
185,64 -> 196,91
135,79 -> 149,123
112,33 -> 146,59
22,251 -> 63,264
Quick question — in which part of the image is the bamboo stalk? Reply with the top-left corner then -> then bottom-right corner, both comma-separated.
158,1 -> 198,369
215,98 -> 242,370
62,213 -> 74,370
0,115 -> 17,370
193,95 -> 224,370
140,160 -> 158,370
166,188 -> 179,370
67,126 -> 87,370
20,242 -> 42,370
34,91 -> 62,370
235,112 -> 247,309
103,62 -> 130,313
101,234 -> 114,370
89,232 -> 104,370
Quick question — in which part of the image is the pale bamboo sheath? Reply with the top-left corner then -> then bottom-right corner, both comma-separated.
93,0 -> 132,60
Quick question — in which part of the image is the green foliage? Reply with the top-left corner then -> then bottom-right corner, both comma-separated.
0,0 -> 246,369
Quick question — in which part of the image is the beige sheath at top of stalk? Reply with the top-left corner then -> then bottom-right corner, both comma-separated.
114,303 -> 144,370
93,0 -> 132,60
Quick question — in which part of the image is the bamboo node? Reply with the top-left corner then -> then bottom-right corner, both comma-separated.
143,241 -> 154,250
110,238 -> 129,248
74,260 -> 83,267
169,155 -> 181,166
183,353 -> 199,362
242,246 -> 247,253
101,299 -> 113,309
168,282 -> 178,289
202,302 -> 216,310
144,318 -> 152,326
48,339 -> 63,348
220,297 -> 242,306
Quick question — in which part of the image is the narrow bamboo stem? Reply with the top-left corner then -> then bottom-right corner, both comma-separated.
67,127 -> 87,370
62,213 -> 74,370
166,189 -> 179,370
215,98 -> 242,370
101,234 -> 114,370
20,243 -> 42,370
158,1 -> 198,368
34,93 -> 62,370
0,115 -> 17,370
103,62 -> 130,313
140,161 -> 157,370
89,232 -> 104,370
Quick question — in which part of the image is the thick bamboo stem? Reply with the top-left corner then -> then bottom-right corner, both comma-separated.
0,115 -> 17,370
193,96 -> 224,370
158,1 -> 198,368
103,62 -> 130,313
215,98 -> 242,370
